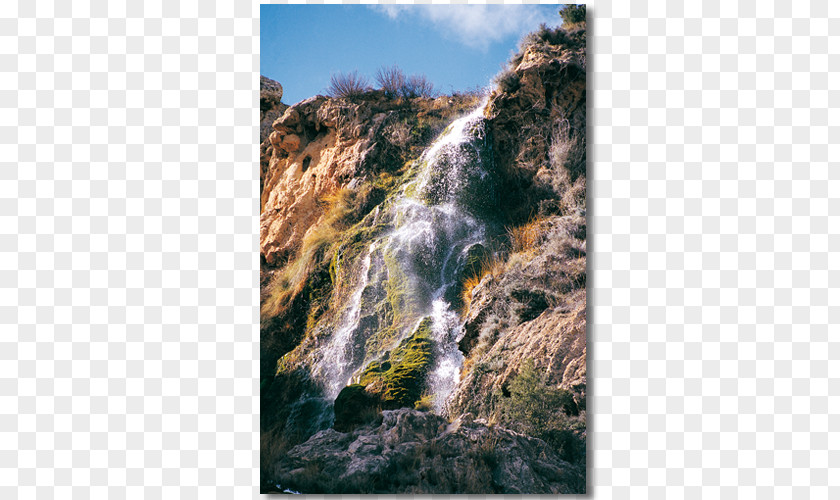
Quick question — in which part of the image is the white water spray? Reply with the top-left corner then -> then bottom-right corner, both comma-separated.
313,244 -> 373,399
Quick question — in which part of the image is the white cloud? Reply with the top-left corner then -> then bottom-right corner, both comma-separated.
370,5 -> 557,50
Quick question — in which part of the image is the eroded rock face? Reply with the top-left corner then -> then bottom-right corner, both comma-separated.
451,215 -> 587,418
271,409 -> 584,494
484,36 -> 586,223
452,292 -> 586,416
260,96 -> 379,266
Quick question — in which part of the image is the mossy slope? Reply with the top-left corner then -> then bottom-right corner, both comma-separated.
358,317 -> 435,409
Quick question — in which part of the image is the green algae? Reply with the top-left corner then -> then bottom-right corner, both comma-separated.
358,317 -> 435,409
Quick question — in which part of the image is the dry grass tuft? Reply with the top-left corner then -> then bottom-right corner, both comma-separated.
506,215 -> 549,255
461,254 -> 506,315
260,224 -> 335,324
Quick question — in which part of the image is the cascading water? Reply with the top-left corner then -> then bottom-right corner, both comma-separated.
317,244 -> 373,398
312,100 -> 497,413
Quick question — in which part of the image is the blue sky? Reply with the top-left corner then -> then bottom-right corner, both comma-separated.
261,4 -> 566,105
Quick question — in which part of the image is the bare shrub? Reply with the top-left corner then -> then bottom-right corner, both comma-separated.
375,65 -> 406,98
551,117 -> 585,176
384,119 -> 412,148
549,119 -> 573,170
402,74 -> 436,98
327,70 -> 371,99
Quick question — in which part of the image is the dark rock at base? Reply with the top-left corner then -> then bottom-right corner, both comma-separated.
270,408 -> 585,494
333,384 -> 382,432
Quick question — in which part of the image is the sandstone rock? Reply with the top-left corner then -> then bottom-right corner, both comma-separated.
280,133 -> 301,152
259,93 -> 419,266
259,125 -> 364,265
273,107 -> 299,132
261,75 -> 283,100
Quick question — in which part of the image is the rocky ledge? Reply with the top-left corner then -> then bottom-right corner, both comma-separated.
268,408 -> 584,494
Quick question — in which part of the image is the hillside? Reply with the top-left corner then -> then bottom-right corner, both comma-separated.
259,22 -> 586,494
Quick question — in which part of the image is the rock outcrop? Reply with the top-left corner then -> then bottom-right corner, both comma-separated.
270,409 -> 584,494
260,76 -> 287,144
485,28 -> 586,222
260,95 -> 385,266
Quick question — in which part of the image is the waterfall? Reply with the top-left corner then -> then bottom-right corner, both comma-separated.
312,100 -> 496,413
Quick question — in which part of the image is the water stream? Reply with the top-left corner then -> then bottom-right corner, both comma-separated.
312,101 -> 496,413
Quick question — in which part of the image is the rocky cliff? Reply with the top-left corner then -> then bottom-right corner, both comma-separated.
260,23 -> 586,494
451,26 -> 587,419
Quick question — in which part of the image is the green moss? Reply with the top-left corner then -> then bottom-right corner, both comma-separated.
326,210 -> 388,299
304,254 -> 333,331
414,393 -> 435,412
328,250 -> 338,285
358,317 -> 434,409
275,349 -> 297,376
372,170 -> 399,193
